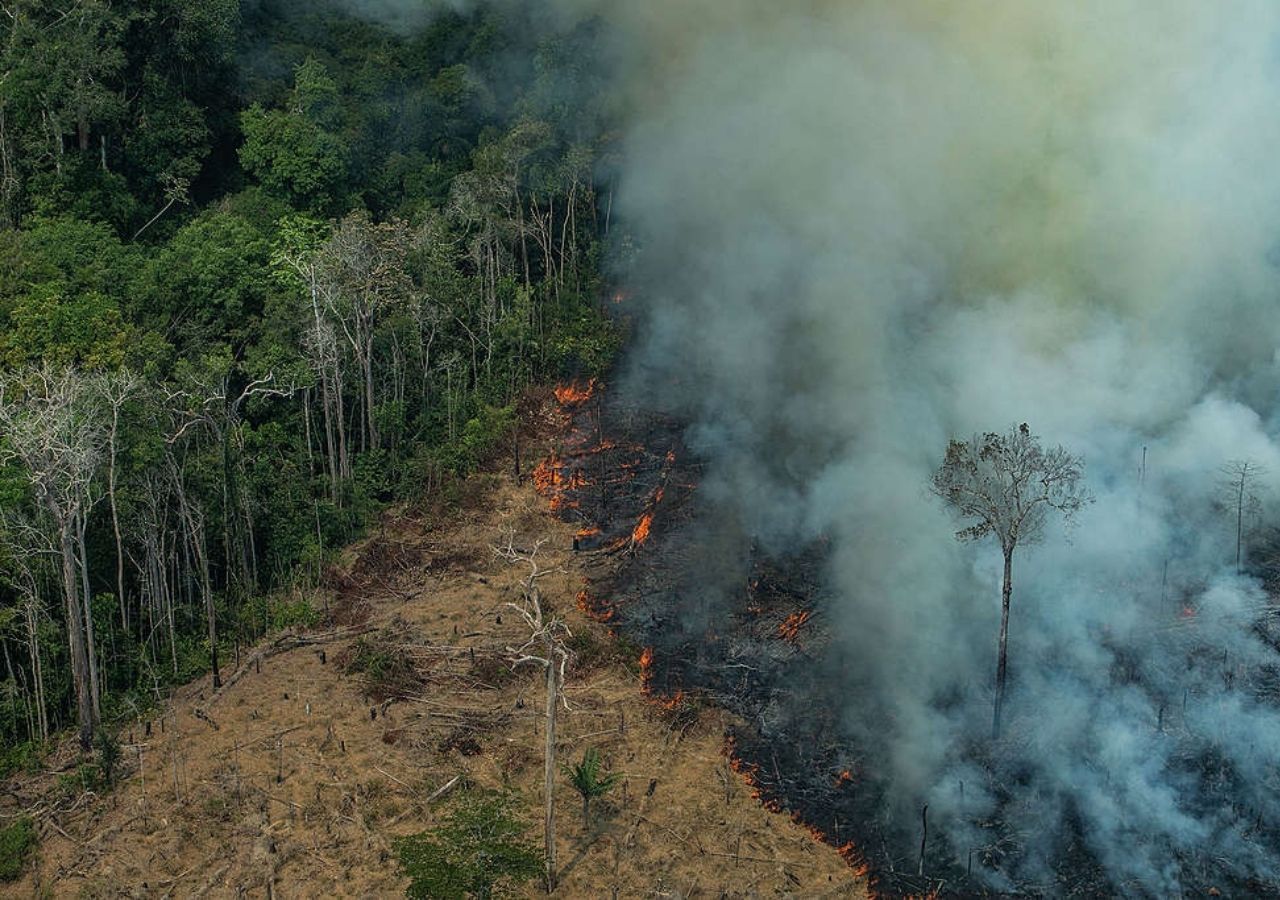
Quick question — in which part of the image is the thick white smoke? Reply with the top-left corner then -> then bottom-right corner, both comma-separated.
344,0 -> 1280,888
596,1 -> 1280,891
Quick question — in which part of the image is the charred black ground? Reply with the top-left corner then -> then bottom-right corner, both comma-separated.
536,380 -> 1280,898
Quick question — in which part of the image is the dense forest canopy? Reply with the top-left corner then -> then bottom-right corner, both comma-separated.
0,0 -> 619,755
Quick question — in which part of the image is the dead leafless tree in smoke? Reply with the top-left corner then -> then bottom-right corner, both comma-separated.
931,423 -> 1091,740
494,532 -> 571,893
1218,460 -> 1265,576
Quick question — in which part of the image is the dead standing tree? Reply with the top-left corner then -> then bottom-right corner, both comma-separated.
0,509 -> 56,743
495,534 -> 571,893
0,366 -> 106,750
165,370 -> 294,689
94,369 -> 141,633
931,423 -> 1091,739
1218,460 -> 1265,576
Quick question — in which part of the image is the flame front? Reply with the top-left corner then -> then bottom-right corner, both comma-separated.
631,512 -> 653,545
554,378 -> 596,406
778,610 -> 812,643
724,735 -> 875,887
576,586 -> 617,625
639,646 -> 655,695
637,646 -> 686,709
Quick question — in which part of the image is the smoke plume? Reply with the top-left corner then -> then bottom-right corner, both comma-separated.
349,0 -> 1280,890
597,1 -> 1280,892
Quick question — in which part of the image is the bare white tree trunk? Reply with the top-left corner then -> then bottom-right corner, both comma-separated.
543,633 -> 559,893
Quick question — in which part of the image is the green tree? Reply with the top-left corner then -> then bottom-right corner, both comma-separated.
135,208 -> 275,352
562,747 -> 621,832
0,287 -> 131,370
395,789 -> 541,900
238,60 -> 348,211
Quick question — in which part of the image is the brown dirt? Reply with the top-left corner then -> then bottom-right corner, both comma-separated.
5,465 -> 867,898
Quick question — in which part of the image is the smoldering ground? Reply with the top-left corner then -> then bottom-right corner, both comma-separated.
354,1 -> 1280,891
607,2 -> 1280,893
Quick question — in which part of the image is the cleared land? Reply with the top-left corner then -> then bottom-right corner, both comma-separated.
6,462 -> 867,898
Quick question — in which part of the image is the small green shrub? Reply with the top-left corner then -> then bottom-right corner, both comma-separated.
95,729 -> 120,789
269,595 -> 322,631
562,747 -> 621,830
395,789 -> 541,899
0,742 -> 43,779
0,817 -> 35,882
344,636 -> 421,701
57,763 -> 101,798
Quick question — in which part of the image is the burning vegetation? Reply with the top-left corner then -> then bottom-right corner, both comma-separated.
553,379 -> 596,407
575,586 -> 617,627
724,734 -> 873,882
777,610 -> 812,643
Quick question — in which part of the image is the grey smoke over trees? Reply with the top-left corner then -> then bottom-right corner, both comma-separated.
342,0 -> 1280,890
573,1 -> 1280,892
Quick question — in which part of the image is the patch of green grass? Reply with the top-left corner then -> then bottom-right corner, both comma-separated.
566,628 -> 637,673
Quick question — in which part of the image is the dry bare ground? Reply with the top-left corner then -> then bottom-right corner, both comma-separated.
4,470 -> 867,898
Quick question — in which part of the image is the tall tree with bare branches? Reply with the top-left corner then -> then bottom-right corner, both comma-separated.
495,533 -> 571,893
931,423 -> 1091,739
0,366 -> 105,749
1218,460 -> 1266,576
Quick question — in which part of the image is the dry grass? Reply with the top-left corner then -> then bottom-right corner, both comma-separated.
5,468 -> 866,898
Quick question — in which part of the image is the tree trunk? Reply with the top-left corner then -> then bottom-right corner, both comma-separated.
76,510 -> 101,721
544,650 -> 558,892
108,411 -> 127,632
24,601 -> 48,742
992,547 -> 1013,740
1236,474 -> 1245,575
362,341 -> 378,451
60,524 -> 95,750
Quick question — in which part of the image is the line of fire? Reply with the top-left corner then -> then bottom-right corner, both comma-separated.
533,376 -> 938,897
532,373 -> 1280,898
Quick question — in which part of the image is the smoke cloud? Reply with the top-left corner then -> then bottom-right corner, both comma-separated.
342,0 -> 1280,889
595,1 -> 1280,892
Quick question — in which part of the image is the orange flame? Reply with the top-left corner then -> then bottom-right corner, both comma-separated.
778,610 -> 812,643
576,587 -> 617,624
637,646 -> 686,709
532,453 -> 561,494
532,453 -> 585,512
554,379 -> 596,406
723,735 -> 875,884
639,646 -> 655,695
631,513 -> 653,545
